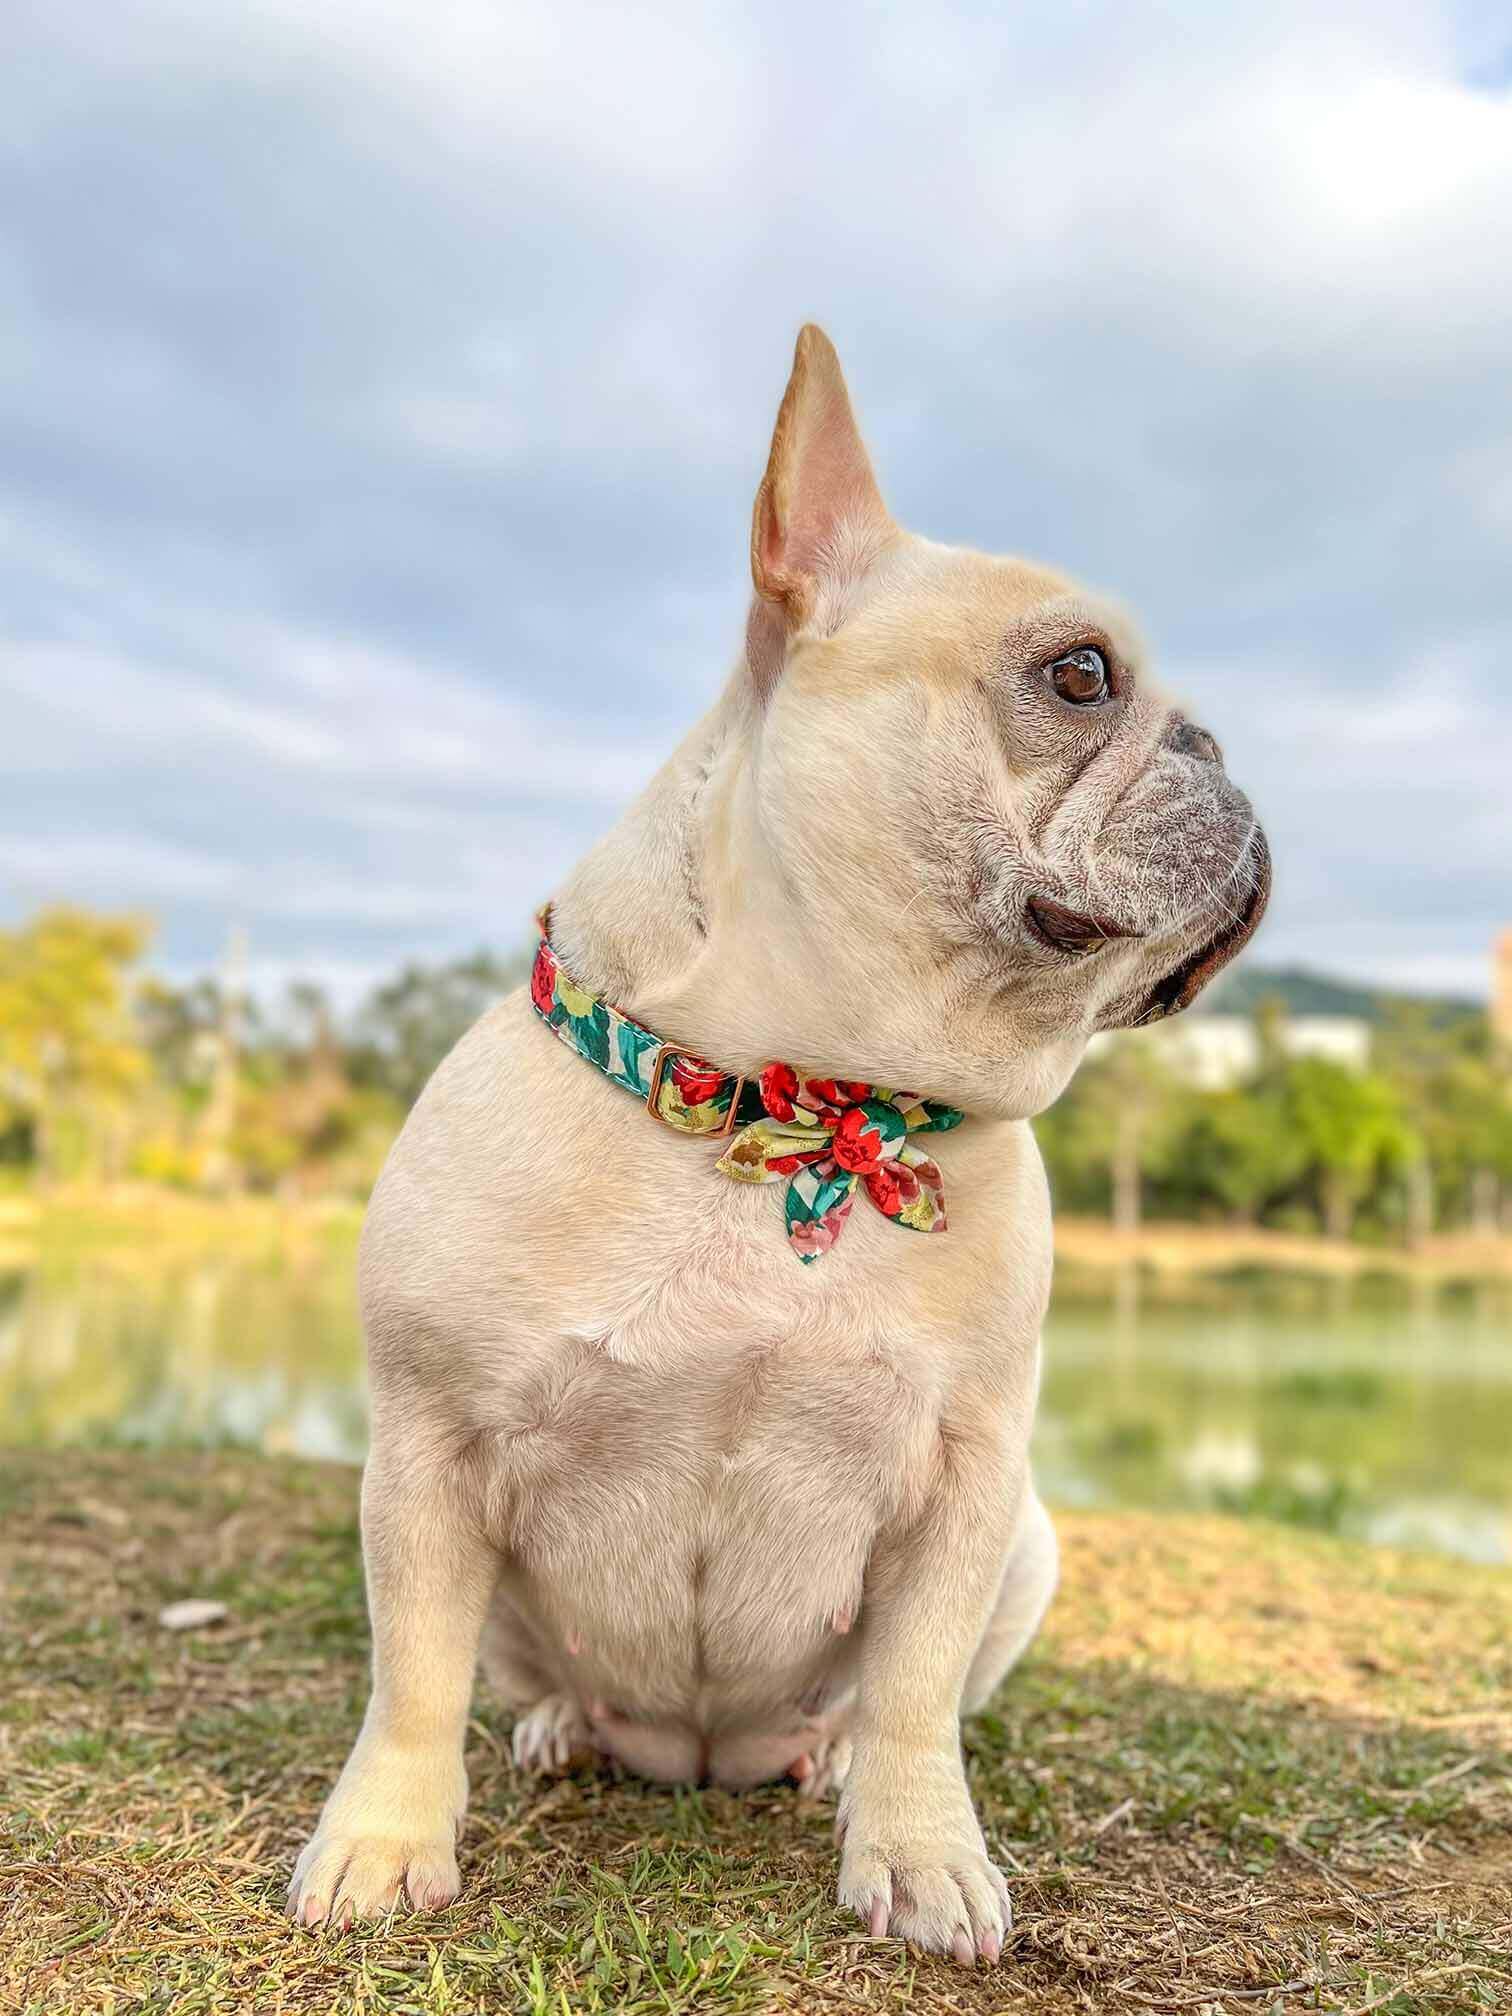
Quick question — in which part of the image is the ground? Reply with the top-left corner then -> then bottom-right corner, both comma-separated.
1,1453 -> 1508,2015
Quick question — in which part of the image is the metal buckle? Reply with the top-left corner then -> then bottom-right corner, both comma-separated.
645,1046 -> 746,1137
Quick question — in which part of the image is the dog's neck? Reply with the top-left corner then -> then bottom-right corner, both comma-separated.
546,670 -> 786,1075
552,664 -> 951,1087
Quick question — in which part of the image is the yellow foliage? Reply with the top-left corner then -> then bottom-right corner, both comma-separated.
128,1134 -> 209,1188
0,905 -> 153,1177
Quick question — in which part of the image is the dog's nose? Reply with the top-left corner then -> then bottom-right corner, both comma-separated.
1166,714 -> 1223,765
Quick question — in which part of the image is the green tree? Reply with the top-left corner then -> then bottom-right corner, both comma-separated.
1375,1008 -> 1512,1238
1047,1034 -> 1185,1232
1284,1056 -> 1414,1241
351,949 -> 530,1108
1432,1049 -> 1512,1235
1181,1085 -> 1306,1225
0,907 -> 151,1181
136,975 -> 225,1088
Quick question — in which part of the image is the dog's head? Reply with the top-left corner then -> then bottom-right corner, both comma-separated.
726,325 -> 1269,1118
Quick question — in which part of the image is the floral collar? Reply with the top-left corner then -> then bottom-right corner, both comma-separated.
529,911 -> 964,1264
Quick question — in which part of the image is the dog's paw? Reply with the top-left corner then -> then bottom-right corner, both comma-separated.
838,1832 -> 1010,1964
288,1743 -> 466,1927
287,1827 -> 460,1928
510,1692 -> 594,1776
794,1730 -> 853,1802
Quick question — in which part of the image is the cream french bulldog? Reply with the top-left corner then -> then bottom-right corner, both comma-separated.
289,326 -> 1268,1963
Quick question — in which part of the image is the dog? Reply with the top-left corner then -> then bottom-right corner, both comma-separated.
289,325 -> 1268,1963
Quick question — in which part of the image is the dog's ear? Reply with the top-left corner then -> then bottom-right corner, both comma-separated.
747,325 -> 893,692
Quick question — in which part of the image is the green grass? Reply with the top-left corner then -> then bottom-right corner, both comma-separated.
2,1453 -> 1509,2014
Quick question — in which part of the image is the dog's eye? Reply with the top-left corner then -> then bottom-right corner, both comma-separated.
1046,647 -> 1110,706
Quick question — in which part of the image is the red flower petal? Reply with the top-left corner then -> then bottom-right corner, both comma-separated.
671,1056 -> 724,1105
759,1062 -> 800,1123
831,1108 -> 885,1174
529,944 -> 559,1017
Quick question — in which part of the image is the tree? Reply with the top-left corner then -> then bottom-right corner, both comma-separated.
1049,1034 -> 1184,1233
0,907 -> 151,1181
350,949 -> 531,1108
1432,1050 -> 1512,1236
136,975 -> 224,1089
1376,1008 -> 1512,1239
1375,1005 -> 1451,1243
1181,1085 -> 1306,1225
1284,1056 -> 1414,1241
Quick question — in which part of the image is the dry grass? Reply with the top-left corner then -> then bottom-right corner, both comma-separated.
1054,1216 -> 1512,1285
2,1451 -> 1509,2015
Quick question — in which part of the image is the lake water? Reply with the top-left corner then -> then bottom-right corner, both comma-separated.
3,1227 -> 1509,1563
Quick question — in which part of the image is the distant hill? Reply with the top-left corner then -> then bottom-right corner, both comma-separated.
1194,962 -> 1482,1028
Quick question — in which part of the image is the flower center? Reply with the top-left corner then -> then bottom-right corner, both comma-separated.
830,1099 -> 907,1175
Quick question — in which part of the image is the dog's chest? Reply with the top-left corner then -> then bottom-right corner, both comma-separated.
491,1268 -> 944,1695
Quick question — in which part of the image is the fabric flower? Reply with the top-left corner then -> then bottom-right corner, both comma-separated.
717,1071 -> 962,1264
865,1162 -> 915,1216
805,1077 -> 871,1114
759,1061 -> 800,1123
830,1103 -> 893,1174
788,1199 -> 853,1259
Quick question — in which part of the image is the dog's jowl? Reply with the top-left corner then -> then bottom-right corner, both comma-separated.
289,326 -> 1268,1962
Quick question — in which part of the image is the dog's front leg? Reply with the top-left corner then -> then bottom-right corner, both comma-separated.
288,1446 -> 497,1926
837,1426 -> 1019,1966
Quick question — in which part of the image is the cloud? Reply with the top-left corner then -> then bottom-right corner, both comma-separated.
1,0 -> 1508,1005
0,616 -> 664,992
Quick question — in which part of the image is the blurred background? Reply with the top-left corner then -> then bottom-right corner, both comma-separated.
3,2 -> 1510,1559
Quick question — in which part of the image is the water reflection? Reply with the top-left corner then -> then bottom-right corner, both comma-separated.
0,1243 -> 369,1462
1038,1260 -> 1512,1562
1,1240 -> 1508,1563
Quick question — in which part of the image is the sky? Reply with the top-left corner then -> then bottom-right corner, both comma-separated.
3,0 -> 1510,1008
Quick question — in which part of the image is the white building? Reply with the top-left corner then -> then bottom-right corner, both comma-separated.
1088,1014 -> 1373,1089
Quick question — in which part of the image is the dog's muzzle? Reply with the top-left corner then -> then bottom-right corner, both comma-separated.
1126,825 -> 1272,1026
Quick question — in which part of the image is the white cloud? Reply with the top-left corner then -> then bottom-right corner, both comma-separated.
1,625 -> 669,804
1,0 -> 1508,999
0,834 -> 235,903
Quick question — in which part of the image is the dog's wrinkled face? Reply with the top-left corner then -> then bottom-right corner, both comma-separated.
736,327 -> 1268,1117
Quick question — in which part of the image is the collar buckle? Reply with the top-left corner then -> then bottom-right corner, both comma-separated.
645,1045 -> 746,1137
